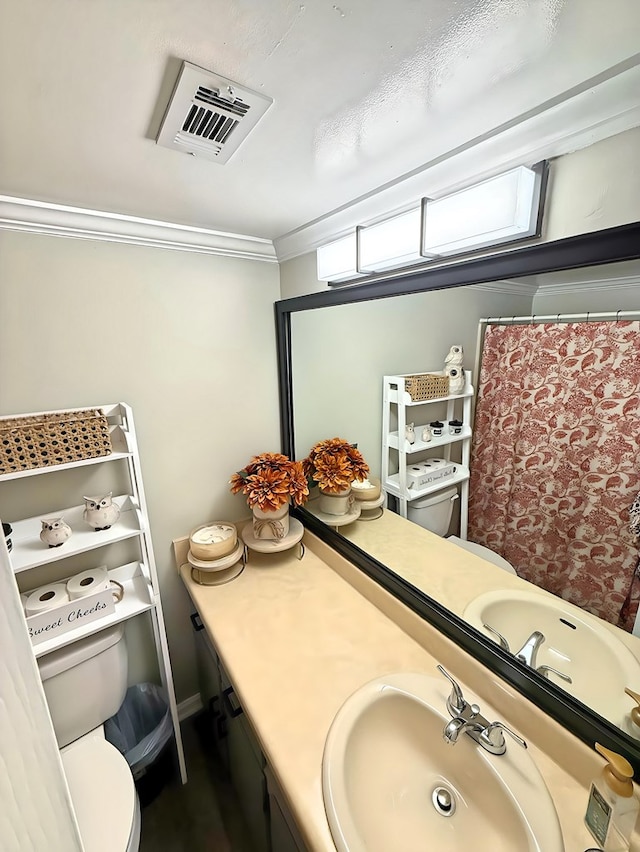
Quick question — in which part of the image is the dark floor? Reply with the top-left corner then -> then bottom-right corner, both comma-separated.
139,713 -> 253,851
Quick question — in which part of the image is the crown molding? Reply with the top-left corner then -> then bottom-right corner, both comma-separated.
274,60 -> 640,262
536,272 -> 640,295
471,268 -> 640,296
469,278 -> 539,294
0,196 -> 277,262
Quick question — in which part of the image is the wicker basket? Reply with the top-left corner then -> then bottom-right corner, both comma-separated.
404,373 -> 450,401
0,408 -> 112,474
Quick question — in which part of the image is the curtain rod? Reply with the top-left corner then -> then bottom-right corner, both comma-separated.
473,310 -> 640,390
479,310 -> 640,325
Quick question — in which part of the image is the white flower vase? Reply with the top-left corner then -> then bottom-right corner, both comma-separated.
318,487 -> 353,516
252,503 -> 290,540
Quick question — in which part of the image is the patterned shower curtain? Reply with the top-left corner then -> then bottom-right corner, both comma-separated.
468,320 -> 640,631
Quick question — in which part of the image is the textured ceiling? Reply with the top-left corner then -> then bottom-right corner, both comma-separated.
1,0 -> 639,243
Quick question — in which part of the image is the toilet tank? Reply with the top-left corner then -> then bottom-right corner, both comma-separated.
38,623 -> 128,748
407,486 -> 458,536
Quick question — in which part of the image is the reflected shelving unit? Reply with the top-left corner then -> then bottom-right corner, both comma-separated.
381,372 -> 474,535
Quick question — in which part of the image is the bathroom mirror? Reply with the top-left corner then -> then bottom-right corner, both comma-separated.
275,221 -> 640,772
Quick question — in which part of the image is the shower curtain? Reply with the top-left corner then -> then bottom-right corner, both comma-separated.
468,320 -> 640,631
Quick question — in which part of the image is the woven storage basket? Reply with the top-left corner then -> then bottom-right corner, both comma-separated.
404,373 -> 450,401
0,408 -> 112,474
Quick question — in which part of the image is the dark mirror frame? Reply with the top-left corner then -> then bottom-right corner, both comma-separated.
275,220 -> 640,773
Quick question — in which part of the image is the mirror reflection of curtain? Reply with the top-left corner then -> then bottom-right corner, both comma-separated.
468,320 -> 640,631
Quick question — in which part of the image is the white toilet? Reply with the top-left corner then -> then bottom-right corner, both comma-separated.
407,486 -> 517,574
38,624 -> 141,852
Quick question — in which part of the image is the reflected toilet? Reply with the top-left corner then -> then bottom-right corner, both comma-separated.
38,624 -> 141,851
406,486 -> 517,574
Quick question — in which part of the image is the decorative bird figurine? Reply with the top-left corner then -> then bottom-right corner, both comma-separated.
40,517 -> 72,548
83,492 -> 121,531
444,344 -> 465,393
444,344 -> 464,366
446,365 -> 466,394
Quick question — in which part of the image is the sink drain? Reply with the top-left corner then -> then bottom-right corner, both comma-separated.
431,785 -> 456,817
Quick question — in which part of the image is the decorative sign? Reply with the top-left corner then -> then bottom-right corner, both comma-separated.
25,588 -> 116,645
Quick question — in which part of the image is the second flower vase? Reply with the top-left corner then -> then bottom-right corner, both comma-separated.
318,487 -> 353,516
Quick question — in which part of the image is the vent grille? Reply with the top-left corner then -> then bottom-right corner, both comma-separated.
156,63 -> 273,164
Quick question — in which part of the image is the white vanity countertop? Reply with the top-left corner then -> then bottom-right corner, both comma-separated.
176,527 -> 612,852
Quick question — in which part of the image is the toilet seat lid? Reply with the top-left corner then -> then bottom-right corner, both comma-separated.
61,737 -> 136,852
447,535 -> 517,574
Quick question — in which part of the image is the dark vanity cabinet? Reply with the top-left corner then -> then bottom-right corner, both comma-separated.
191,610 -> 306,852
192,612 -> 229,767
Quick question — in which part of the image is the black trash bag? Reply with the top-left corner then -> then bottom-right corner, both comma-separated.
104,682 -> 173,780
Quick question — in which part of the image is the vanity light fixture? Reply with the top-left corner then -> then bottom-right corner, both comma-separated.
421,165 -> 545,256
357,207 -> 439,273
316,232 -> 366,283
317,162 -> 547,285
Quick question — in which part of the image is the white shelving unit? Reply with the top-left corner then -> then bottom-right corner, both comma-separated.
381,372 -> 474,535
0,402 -> 187,783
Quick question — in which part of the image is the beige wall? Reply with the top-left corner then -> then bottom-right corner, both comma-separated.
279,126 -> 640,300
291,285 -> 536,475
544,126 -> 640,241
0,231 -> 281,702
279,250 -> 320,300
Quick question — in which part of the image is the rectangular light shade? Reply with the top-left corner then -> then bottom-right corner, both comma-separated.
422,166 -> 539,256
316,233 -> 363,282
358,207 -> 428,272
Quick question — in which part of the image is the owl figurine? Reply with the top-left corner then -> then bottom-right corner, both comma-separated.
444,345 -> 464,367
40,517 -> 72,548
444,344 -> 465,394
83,492 -> 121,531
446,365 -> 466,394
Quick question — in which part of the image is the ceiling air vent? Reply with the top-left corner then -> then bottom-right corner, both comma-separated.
156,62 -> 273,164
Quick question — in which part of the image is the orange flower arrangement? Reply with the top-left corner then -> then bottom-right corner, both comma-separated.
230,453 -> 309,512
303,438 -> 369,495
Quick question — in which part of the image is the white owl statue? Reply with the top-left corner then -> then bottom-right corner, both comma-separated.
444,344 -> 464,366
446,365 -> 466,394
40,517 -> 72,548
444,345 -> 465,393
83,492 -> 121,531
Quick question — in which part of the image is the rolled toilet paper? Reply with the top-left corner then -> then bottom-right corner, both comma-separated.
66,566 -> 110,600
25,583 -> 70,615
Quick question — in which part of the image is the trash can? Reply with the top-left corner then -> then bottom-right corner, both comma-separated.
104,682 -> 174,806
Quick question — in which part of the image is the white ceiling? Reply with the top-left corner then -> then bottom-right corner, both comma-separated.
1,0 -> 639,256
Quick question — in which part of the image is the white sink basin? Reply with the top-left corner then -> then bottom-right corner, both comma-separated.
464,588 -> 640,730
322,672 -> 564,852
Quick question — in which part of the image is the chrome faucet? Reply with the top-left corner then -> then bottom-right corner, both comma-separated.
438,665 -> 527,755
514,630 -> 545,667
482,624 -> 572,685
442,714 -> 485,744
